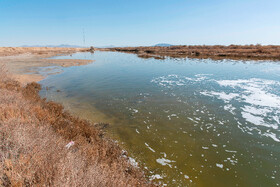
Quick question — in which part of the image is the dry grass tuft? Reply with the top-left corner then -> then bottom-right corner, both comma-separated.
0,67 -> 152,186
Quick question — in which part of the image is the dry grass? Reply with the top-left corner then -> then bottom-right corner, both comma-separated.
103,45 -> 280,60
0,65 -> 151,186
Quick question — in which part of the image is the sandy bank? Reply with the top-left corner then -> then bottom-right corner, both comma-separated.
0,47 -> 87,57
101,45 -> 280,61
0,47 -> 93,85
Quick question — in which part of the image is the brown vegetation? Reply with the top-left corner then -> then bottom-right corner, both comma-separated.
102,45 -> 280,60
0,66 -> 151,186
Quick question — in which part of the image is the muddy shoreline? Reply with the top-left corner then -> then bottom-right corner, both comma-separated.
100,45 -> 280,61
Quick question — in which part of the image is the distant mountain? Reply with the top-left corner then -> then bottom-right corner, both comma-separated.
154,43 -> 173,47
20,44 -> 88,48
95,45 -> 116,48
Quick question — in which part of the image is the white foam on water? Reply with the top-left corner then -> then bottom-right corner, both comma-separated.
149,174 -> 163,180
224,157 -> 238,165
225,150 -> 237,153
224,104 -> 236,114
145,143 -> 156,152
156,157 -> 176,168
242,105 -> 270,116
151,74 -> 212,88
128,157 -> 139,168
187,117 -> 198,123
241,111 -> 277,129
167,114 -> 178,120
185,77 -> 194,81
160,152 -> 167,157
263,132 -> 280,142
151,74 -> 187,88
273,116 -> 280,124
217,78 -> 280,108
152,74 -> 280,143
216,163 -> 224,168
184,175 -> 190,179
194,74 -> 211,81
200,91 -> 238,103
200,78 -> 280,142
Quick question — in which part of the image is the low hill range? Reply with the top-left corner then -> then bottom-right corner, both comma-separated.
20,44 -> 88,48
154,43 -> 173,47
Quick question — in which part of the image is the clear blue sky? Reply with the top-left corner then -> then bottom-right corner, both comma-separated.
1,0 -> 280,47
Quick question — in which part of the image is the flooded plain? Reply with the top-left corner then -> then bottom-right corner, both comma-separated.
40,51 -> 280,186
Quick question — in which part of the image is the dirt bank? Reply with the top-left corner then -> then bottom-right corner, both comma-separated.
101,45 -> 280,60
0,67 -> 152,186
0,47 -> 88,57
0,47 -> 93,85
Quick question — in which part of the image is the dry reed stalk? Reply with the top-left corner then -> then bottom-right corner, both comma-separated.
0,67 -> 152,186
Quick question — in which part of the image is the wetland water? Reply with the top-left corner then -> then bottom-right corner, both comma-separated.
40,51 -> 280,186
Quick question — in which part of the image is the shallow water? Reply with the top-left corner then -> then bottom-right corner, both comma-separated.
40,51 -> 280,186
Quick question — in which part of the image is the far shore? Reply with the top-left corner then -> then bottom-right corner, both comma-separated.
100,45 -> 280,61
2,45 -> 280,85
0,47 -> 92,84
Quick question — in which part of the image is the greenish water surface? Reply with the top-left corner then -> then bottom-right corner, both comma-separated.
40,51 -> 280,186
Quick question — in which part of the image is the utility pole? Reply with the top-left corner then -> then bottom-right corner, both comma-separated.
83,29 -> 86,46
